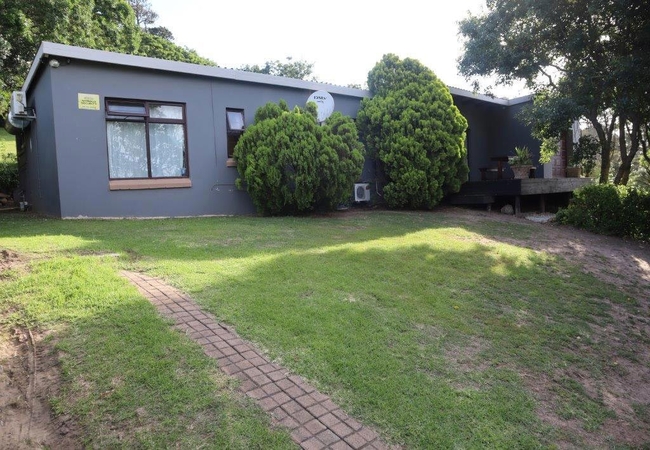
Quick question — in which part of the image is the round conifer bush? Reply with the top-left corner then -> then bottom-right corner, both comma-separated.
234,100 -> 364,215
357,54 -> 469,209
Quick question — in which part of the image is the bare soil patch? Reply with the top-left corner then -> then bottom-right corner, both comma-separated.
441,207 -> 650,448
0,328 -> 82,449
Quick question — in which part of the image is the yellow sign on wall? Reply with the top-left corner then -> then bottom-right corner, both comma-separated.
78,93 -> 100,110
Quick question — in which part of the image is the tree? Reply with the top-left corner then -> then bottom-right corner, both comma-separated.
0,0 -> 213,116
0,0 -> 140,114
128,0 -> 157,30
458,0 -> 650,185
137,33 -> 214,66
240,57 -> 315,81
148,26 -> 174,41
356,54 -> 468,209
234,100 -> 364,215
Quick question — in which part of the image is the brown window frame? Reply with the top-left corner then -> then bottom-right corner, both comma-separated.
105,99 -> 189,182
226,108 -> 245,165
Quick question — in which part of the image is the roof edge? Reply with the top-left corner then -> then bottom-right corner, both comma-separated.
23,42 -> 533,106
24,42 -> 371,98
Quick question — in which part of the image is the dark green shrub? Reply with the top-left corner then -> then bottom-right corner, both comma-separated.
556,184 -> 650,241
357,54 -> 468,209
0,152 -> 18,195
234,100 -> 364,215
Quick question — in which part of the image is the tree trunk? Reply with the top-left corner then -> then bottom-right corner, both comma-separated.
613,119 -> 641,185
591,118 -> 611,184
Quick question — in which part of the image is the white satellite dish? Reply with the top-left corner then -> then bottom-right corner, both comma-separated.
306,90 -> 335,123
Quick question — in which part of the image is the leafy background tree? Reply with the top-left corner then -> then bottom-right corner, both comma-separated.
234,100 -> 364,215
357,54 -> 468,209
239,57 -> 316,81
458,0 -> 650,185
0,0 -> 214,115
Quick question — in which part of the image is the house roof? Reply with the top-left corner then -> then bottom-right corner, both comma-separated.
24,42 -> 532,106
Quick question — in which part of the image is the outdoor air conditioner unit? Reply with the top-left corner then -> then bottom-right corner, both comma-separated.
11,91 -> 27,116
354,183 -> 370,202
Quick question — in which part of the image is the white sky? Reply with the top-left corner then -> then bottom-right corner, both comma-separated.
151,0 -> 528,98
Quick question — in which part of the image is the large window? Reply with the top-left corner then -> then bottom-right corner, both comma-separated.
226,108 -> 245,166
106,100 -> 189,186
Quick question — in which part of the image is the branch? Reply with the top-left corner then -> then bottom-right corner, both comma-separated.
538,66 -> 557,89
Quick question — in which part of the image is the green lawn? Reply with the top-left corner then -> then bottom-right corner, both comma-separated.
0,211 -> 644,448
0,128 -> 14,154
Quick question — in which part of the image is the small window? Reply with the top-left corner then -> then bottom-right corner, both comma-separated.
226,108 -> 245,162
105,99 -> 188,182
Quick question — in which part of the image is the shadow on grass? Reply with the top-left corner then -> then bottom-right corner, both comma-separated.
184,238 -> 624,448
0,210 -> 636,448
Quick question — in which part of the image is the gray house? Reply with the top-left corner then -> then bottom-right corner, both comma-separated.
7,42 -> 579,218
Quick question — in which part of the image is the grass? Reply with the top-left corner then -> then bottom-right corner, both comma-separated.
0,210 -> 640,448
0,128 -> 14,154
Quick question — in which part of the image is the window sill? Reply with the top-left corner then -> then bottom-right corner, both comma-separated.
226,158 -> 238,167
109,178 -> 192,190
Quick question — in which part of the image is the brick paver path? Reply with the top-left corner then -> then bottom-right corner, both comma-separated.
122,271 -> 396,450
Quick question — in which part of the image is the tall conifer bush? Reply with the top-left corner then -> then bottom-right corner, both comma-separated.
357,54 -> 468,209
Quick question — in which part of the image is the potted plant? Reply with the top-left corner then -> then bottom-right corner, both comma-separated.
568,135 -> 599,177
508,146 -> 534,179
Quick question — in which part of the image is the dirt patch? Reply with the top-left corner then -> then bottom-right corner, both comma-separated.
1,249 -> 24,273
0,328 -> 82,449
439,207 -> 650,448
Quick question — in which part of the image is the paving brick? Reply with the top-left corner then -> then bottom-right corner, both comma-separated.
317,429 -> 340,446
293,408 -> 315,425
246,388 -> 266,400
249,356 -> 268,366
258,363 -> 279,374
291,426 -> 311,443
251,374 -> 272,386
235,360 -> 253,371
321,399 -> 340,414
346,418 -> 363,432
280,416 -> 300,431
261,383 -> 281,396
331,421 -> 354,439
270,391 -> 290,406
358,427 -> 378,441
243,367 -> 263,379
304,418 -> 327,435
271,406 -> 287,421
221,364 -> 241,375
239,379 -> 256,392
344,432 -> 368,449
307,403 -> 329,418
320,412 -> 340,428
296,394 -> 318,408
283,384 -> 304,398
267,370 -> 286,382
330,441 -> 354,450
276,379 -> 296,391
258,396 -> 278,412
281,400 -> 302,415
301,437 -> 326,450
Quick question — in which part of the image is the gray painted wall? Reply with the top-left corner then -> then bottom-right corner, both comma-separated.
44,61 -> 362,218
21,68 -> 62,216
24,57 -> 539,218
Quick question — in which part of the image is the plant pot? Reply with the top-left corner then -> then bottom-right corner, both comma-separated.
566,166 -> 581,177
510,165 -> 533,179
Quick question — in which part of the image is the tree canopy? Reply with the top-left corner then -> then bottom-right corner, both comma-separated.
458,0 -> 650,184
239,57 -> 315,81
357,54 -> 468,209
0,0 -> 214,115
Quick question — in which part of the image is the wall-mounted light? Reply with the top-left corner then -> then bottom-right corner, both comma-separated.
49,59 -> 60,68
